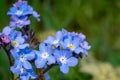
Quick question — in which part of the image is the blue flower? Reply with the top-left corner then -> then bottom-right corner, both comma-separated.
79,41 -> 91,57
2,26 -> 13,35
61,36 -> 81,54
7,2 -> 33,17
11,33 -> 29,52
9,16 -> 30,28
78,33 -> 86,41
10,49 -> 36,79
10,49 -> 35,69
2,27 -> 29,52
54,50 -> 78,74
1,26 -> 29,47
44,31 -> 63,47
13,0 -> 27,8
35,43 -> 55,68
7,0 -> 40,21
11,66 -> 37,80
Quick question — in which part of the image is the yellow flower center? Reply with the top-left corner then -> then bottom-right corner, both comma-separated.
13,41 -> 19,47
51,46 -> 55,49
68,44 -> 75,50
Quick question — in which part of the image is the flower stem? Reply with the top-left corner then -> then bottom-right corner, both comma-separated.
36,64 -> 57,80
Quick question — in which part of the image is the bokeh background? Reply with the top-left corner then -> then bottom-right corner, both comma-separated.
0,0 -> 120,80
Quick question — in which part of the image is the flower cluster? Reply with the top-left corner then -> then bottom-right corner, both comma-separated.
0,0 -> 91,80
7,0 -> 40,29
42,29 -> 91,73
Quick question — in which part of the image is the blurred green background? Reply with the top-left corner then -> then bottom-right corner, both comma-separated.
0,0 -> 120,80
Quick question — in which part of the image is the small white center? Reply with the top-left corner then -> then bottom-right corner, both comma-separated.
20,68 -> 25,73
16,10 -> 23,15
59,56 -> 67,64
41,52 -> 49,59
52,40 -> 59,44
20,56 -> 25,62
16,20 -> 23,24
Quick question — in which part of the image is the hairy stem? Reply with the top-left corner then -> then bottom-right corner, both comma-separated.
36,64 -> 58,80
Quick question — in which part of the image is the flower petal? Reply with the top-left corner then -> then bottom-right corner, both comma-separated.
47,56 -> 55,65
23,61 -> 32,69
15,36 -> 25,44
67,57 -> 78,67
18,43 -> 29,49
35,59 -> 46,68
2,26 -> 12,35
60,64 -> 69,74
25,53 -> 35,60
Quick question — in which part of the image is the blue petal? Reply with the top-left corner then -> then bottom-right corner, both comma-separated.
20,3 -> 28,12
10,49 -> 18,59
15,36 -> 25,44
10,66 -> 20,74
25,53 -> 35,61
60,64 -> 69,74
82,41 -> 91,50
39,43 -> 46,52
53,50 -> 61,59
23,61 -> 32,69
79,33 -> 86,41
47,56 -> 55,65
14,47 -> 20,52
62,50 -> 72,58
73,37 -> 80,47
44,36 -> 55,44
46,46 -> 53,55
18,43 -> 29,49
74,47 -> 81,54
16,31 -> 22,37
30,71 -> 37,79
35,58 -> 46,68
2,26 -> 12,35
7,7 -> 18,15
20,75 -> 29,80
56,31 -> 63,40
32,11 -> 40,21
62,38 -> 70,49
67,57 -> 78,67
45,72 -> 50,80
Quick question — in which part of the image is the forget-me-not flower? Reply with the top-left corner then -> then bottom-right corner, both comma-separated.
11,66 -> 37,80
54,50 -> 78,73
35,43 -> 55,68
61,36 -> 81,54
10,49 -> 35,69
7,2 -> 33,17
7,0 -> 40,21
44,31 -> 63,47
2,26 -> 29,52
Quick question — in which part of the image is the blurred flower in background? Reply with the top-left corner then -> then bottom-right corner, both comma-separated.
80,55 -> 120,80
